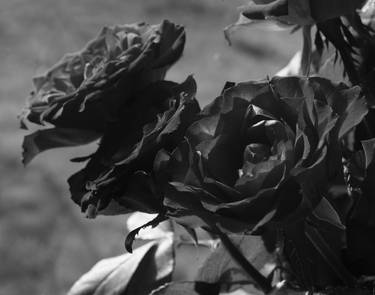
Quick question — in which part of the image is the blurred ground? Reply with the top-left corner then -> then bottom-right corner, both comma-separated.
0,0 -> 300,294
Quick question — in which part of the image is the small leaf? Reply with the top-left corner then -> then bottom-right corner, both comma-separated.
68,238 -> 174,295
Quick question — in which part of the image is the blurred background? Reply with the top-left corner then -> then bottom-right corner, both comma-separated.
0,0 -> 300,294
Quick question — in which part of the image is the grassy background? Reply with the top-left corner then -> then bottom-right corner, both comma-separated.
0,1 -> 300,294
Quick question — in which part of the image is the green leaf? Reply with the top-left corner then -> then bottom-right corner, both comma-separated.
68,238 -> 174,295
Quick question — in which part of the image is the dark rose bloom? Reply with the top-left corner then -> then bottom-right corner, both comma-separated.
68,76 -> 200,218
20,20 -> 185,164
156,76 -> 367,233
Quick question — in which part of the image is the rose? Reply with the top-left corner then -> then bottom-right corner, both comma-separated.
156,76 -> 367,233
68,76 -> 200,218
19,20 -> 186,165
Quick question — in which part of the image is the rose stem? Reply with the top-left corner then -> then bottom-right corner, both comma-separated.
212,224 -> 273,294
